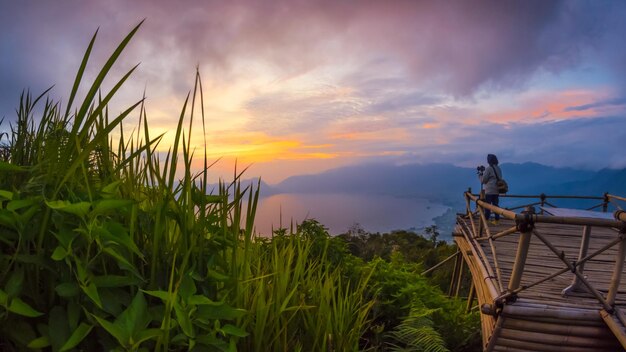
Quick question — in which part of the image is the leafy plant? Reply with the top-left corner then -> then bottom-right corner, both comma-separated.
0,21 -> 257,351
387,304 -> 449,352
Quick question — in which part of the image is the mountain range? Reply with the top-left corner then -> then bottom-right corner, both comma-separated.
229,162 -> 626,236
257,162 -> 625,209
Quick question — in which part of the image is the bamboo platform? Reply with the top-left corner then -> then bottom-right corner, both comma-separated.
454,192 -> 626,352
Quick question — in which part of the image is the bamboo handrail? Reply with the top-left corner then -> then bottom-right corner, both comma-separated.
609,194 -> 626,202
466,192 -> 626,230
500,194 -> 605,200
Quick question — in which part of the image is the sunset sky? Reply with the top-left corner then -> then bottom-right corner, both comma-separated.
1,0 -> 626,183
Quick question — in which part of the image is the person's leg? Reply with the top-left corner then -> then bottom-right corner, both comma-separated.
493,195 -> 500,221
484,194 -> 494,220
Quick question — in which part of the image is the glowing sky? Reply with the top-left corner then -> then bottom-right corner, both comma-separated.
1,0 -> 626,182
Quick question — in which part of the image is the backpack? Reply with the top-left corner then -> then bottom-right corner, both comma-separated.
492,166 -> 508,193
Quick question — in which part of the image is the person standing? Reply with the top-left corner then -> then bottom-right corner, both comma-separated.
479,154 -> 503,225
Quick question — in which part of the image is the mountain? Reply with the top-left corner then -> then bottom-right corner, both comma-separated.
267,162 -> 624,208
274,163 -> 469,205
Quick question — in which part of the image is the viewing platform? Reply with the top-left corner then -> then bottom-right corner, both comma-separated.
454,192 -> 626,351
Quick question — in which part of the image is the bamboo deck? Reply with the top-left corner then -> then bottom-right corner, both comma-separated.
455,215 -> 626,352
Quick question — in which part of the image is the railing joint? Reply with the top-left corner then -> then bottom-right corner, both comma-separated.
515,205 -> 536,232
570,260 -> 577,273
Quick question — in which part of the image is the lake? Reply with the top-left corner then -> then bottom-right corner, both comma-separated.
251,193 -> 449,236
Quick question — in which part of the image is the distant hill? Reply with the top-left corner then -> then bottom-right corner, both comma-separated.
266,162 -> 625,209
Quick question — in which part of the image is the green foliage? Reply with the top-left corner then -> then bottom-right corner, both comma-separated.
338,228 -> 481,351
234,219 -> 375,351
387,304 -> 449,352
0,22 -> 256,351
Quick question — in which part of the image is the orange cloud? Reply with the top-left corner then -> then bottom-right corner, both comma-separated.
482,89 -> 613,124
421,123 -> 439,129
199,131 -> 337,163
330,127 -> 410,142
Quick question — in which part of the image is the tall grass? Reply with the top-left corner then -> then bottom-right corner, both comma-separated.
234,231 -> 375,351
0,22 -> 377,351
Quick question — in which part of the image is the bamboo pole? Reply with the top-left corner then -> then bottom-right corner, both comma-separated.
600,309 -> 626,350
476,226 -> 518,241
421,250 -> 459,275
562,225 -> 592,295
456,220 -> 500,299
497,194 -> 604,200
449,253 -> 462,296
606,234 -> 626,306
467,281 -> 476,312
492,226 -> 518,240
498,329 -> 619,348
455,259 -> 464,297
499,266 -> 570,302
543,200 -> 558,208
531,229 -> 614,312
586,203 -> 605,211
502,304 -> 603,321
475,196 -> 625,229
478,205 -> 492,238
504,319 -> 614,338
609,198 -> 624,211
609,194 -> 626,202
507,227 -> 532,292
508,201 -> 542,211
616,307 -> 626,331
485,316 -> 505,352
466,195 -> 479,239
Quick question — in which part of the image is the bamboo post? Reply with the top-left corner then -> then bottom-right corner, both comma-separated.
477,207 -> 491,242
465,191 -> 478,239
455,259 -> 464,297
540,193 -> 546,214
507,207 -> 536,293
603,192 -> 609,212
562,225 -> 592,295
466,282 -> 476,312
508,228 -> 532,292
607,234 -> 626,306
485,316 -> 505,352
449,253 -> 463,297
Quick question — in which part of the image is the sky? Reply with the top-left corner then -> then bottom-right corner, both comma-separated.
1,0 -> 626,183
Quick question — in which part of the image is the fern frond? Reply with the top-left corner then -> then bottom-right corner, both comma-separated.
386,304 -> 450,352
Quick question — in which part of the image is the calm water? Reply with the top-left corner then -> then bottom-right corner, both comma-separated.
252,193 -> 449,236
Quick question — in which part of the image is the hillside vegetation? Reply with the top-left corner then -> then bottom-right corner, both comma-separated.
0,23 -> 479,351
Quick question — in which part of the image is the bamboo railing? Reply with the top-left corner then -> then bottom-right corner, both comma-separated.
458,191 -> 626,351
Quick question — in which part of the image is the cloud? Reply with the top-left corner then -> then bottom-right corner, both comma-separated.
2,0 -> 626,178
564,97 -> 626,112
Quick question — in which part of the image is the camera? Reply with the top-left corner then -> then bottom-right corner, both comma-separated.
477,165 -> 485,174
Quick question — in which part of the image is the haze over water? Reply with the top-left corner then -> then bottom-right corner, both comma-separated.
252,193 -> 449,236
